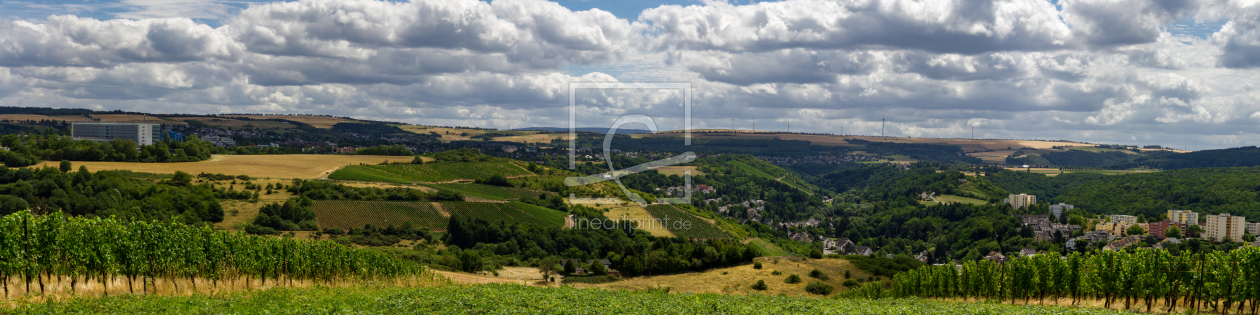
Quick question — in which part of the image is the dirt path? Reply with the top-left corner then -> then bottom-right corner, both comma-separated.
432,202 -> 450,218
433,270 -> 537,286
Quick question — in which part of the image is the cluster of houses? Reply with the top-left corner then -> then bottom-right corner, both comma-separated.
756,154 -> 875,165
1010,194 -> 1260,253
557,259 -> 619,277
654,184 -> 716,197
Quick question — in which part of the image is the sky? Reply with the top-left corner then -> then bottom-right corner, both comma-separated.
1,0 -> 1259,150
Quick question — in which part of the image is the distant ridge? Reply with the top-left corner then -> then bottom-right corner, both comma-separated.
513,127 -> 653,135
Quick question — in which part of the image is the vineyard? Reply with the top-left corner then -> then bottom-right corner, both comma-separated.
0,211 -> 435,299
312,201 -> 448,231
440,202 -> 562,228
849,247 -> 1260,314
327,165 -> 413,184
333,161 -> 533,183
506,201 -> 567,226
16,283 -> 1131,314
423,183 -> 547,200
643,205 -> 731,239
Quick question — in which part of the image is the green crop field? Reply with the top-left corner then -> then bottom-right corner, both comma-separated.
339,161 -> 533,182
441,202 -> 562,228
507,201 -> 567,226
313,200 -> 448,231
327,165 -> 414,183
644,205 -> 730,239
727,161 -> 812,193
423,183 -> 547,200
16,284 -> 1130,314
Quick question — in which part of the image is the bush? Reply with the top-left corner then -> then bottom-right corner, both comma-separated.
751,280 -> 767,291
784,274 -> 802,284
244,224 -> 277,235
806,282 -> 834,295
843,279 -> 860,287
844,270 -> 851,279
753,262 -> 763,269
771,270 -> 782,275
808,269 -> 829,280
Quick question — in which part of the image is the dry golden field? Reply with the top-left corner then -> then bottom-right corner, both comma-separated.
598,204 -> 675,237
577,257 -> 874,297
36,155 -> 399,179
491,133 -> 570,144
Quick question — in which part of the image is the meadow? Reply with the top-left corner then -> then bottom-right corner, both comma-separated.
312,200 -> 448,231
10,284 -> 1132,314
35,154 -> 399,179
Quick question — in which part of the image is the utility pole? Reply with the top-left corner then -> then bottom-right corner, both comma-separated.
972,126 -> 974,139
752,118 -> 756,132
881,116 -> 886,137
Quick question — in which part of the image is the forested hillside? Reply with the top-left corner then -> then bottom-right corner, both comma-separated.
1052,166 -> 1260,219
1108,146 -> 1260,170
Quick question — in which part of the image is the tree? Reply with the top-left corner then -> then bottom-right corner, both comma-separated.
1188,224 -> 1204,237
1244,233 -> 1256,243
171,171 -> 193,187
563,259 -> 576,275
587,260 -> 607,276
1165,226 -> 1182,239
59,160 -> 71,173
1125,224 -> 1146,236
785,274 -> 802,284
751,280 -> 768,290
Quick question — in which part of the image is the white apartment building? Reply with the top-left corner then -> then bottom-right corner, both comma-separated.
1050,203 -> 1074,218
1205,213 -> 1246,242
1008,194 -> 1036,210
71,122 -> 161,146
1247,222 -> 1259,237
1108,215 -> 1138,225
1168,210 -> 1200,226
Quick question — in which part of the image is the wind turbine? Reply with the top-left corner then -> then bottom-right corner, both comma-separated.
881,116 -> 886,137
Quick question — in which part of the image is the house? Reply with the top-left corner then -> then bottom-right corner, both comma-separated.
1154,238 -> 1182,249
1103,235 -> 1143,251
1019,248 -> 1037,257
984,251 -> 1007,263
852,246 -> 873,256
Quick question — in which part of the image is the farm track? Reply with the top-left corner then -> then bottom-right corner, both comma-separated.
431,202 -> 450,218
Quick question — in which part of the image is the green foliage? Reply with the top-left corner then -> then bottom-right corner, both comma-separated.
843,279 -> 860,287
984,170 -> 1105,200
805,282 -> 834,295
753,262 -> 763,269
0,133 -> 216,165
11,284 -> 1138,314
845,255 -> 922,278
442,202 -> 562,228
752,279 -> 768,290
423,183 -> 544,200
312,200 -> 448,231
0,210 -> 429,295
785,274 -> 802,284
431,148 -> 492,162
1111,146 -> 1260,170
1165,226 -> 1182,239
354,144 -> 413,156
338,161 -> 532,182
0,166 -> 230,224
1054,166 -> 1260,219
809,269 -> 830,280
248,197 -> 317,233
505,201 -> 567,227
59,160 -> 71,172
845,138 -> 981,164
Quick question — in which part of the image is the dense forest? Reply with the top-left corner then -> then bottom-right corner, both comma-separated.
0,165 -> 241,224
0,132 -> 218,167
1108,146 -> 1260,170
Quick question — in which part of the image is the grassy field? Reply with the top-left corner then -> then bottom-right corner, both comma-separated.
312,200 -> 448,231
423,183 -> 547,200
36,154 -> 399,179
746,238 -> 795,257
643,205 -> 730,239
585,257 -> 875,297
653,165 -> 705,176
331,161 -> 533,183
440,202 -> 563,228
932,195 -> 988,205
726,161 -> 811,193
10,283 -> 1131,314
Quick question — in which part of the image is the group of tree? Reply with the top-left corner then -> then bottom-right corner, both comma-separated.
0,164 -> 233,224
0,132 -> 217,167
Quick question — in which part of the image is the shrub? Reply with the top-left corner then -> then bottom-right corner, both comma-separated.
843,279 -> 860,287
784,274 -> 802,284
753,262 -> 763,269
751,280 -> 768,291
844,270 -> 851,279
806,282 -> 834,295
808,269 -> 829,280
771,270 -> 782,275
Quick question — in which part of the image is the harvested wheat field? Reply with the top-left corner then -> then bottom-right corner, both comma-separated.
652,165 -> 705,176
578,257 -> 874,297
599,205 -> 675,237
36,155 -> 398,179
